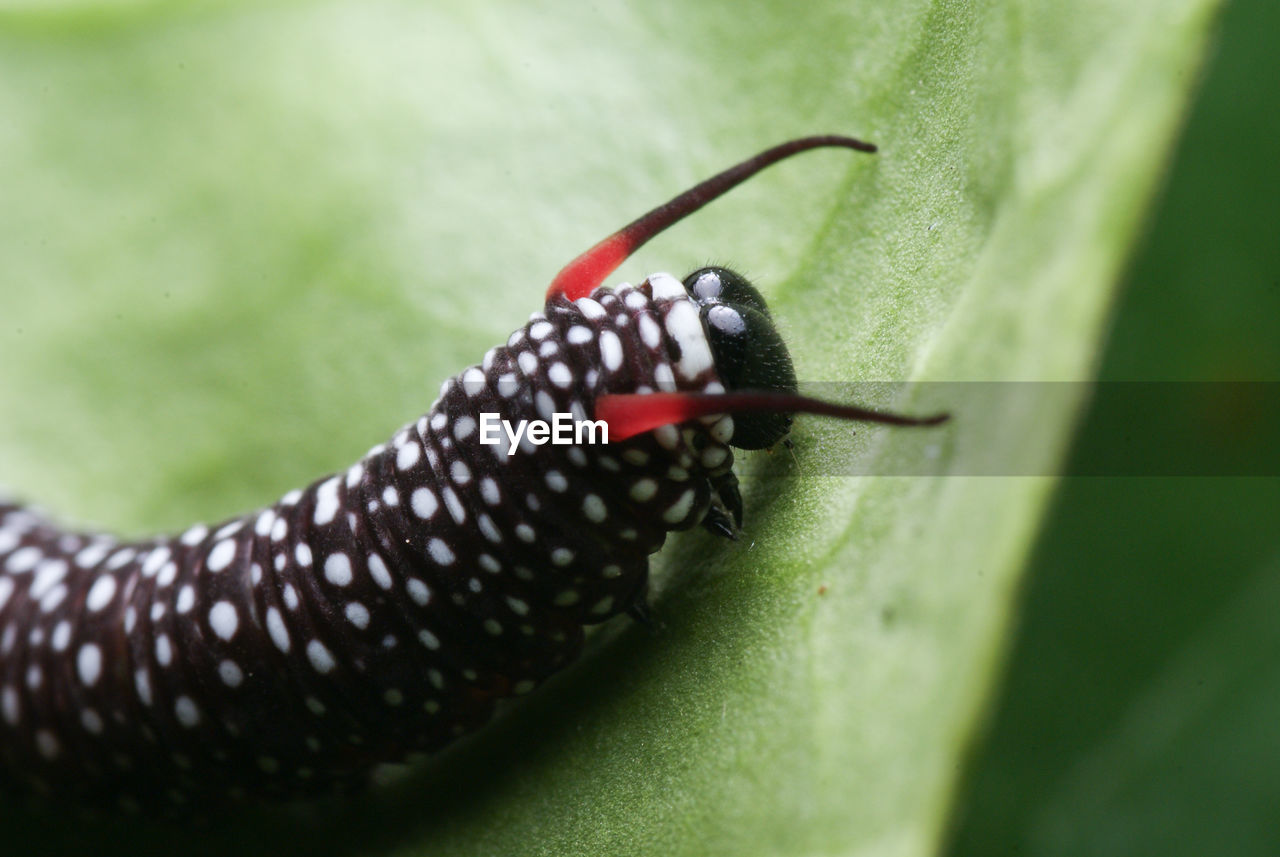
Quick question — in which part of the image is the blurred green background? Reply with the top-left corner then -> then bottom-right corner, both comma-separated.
946,0 -> 1280,853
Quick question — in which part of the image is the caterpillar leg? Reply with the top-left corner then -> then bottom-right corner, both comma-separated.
701,507 -> 738,541
708,471 -> 744,532
624,568 -> 653,627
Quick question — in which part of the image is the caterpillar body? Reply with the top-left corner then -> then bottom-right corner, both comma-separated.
0,136 -> 946,811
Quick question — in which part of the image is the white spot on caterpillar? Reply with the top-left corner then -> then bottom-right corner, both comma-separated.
427,539 -> 458,567
51,621 -> 71,652
575,297 -> 606,320
654,362 -> 677,392
397,442 -> 421,471
418,629 -> 440,650
179,524 -> 208,547
219,660 -> 244,688
443,488 -> 466,525
630,478 -> 658,502
134,669 -> 152,706
663,489 -> 696,523
665,299 -> 715,380
5,546 -> 40,573
324,553 -> 353,587
453,416 -> 477,441
411,488 -> 438,519
313,477 -> 341,526
701,445 -> 729,468
545,471 -> 568,493
157,561 -> 178,588
648,272 -> 686,301
39,584 -> 67,613
74,542 -> 111,568
295,543 -> 313,567
35,730 -> 60,759
81,709 -> 104,735
307,640 -> 335,674
345,602 -> 370,629
267,608 -> 290,653
206,540 -> 236,572
536,390 -> 557,421
582,494 -> 607,523
639,315 -> 662,350
367,553 -> 392,590
480,477 -> 501,506
141,546 -> 171,577
406,578 -> 432,606
176,585 -> 195,614
478,514 -> 502,544
599,330 -> 623,372
214,520 -> 243,540
155,634 -> 173,667
655,424 -> 680,450
209,601 -> 239,641
29,559 -> 67,599
85,576 -> 116,612
462,367 -> 486,394
174,696 -> 200,728
567,325 -> 593,345
346,463 -> 364,489
77,644 -> 102,686
548,362 -> 573,389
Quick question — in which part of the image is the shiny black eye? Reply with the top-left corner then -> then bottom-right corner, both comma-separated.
684,267 -> 772,318
701,300 -> 798,449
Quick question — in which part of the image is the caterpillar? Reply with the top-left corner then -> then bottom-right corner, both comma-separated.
0,135 -> 947,811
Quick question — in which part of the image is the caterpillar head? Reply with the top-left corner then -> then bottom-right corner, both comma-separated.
547,135 -> 947,448
685,266 -> 797,450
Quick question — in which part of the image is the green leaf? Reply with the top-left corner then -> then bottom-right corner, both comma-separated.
0,0 -> 1219,855
946,0 -> 1280,853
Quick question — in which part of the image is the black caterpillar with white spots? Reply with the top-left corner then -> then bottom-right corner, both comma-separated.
0,136 -> 946,810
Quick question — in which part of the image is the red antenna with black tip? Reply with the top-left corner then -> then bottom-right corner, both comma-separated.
546,135 -> 877,302
596,392 -> 949,442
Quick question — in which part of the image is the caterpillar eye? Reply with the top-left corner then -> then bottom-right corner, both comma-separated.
685,266 -> 772,319
701,300 -> 799,450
